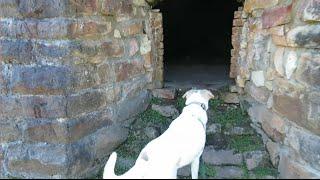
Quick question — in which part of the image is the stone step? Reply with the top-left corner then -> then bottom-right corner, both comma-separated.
202,146 -> 243,166
151,88 -> 176,100
151,104 -> 179,118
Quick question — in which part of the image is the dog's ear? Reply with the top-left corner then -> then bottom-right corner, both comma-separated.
201,90 -> 215,100
182,90 -> 194,99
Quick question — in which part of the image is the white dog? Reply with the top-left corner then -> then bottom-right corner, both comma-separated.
103,89 -> 214,179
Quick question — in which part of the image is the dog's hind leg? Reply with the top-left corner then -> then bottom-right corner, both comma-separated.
191,155 -> 201,179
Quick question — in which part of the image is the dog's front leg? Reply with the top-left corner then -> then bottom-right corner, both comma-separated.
191,155 -> 200,179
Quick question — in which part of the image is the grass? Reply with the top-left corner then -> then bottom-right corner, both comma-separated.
176,95 -> 186,112
199,161 -> 217,179
229,135 -> 263,153
138,109 -> 170,126
213,105 -> 250,130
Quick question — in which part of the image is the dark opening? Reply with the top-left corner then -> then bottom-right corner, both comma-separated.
154,0 -> 242,89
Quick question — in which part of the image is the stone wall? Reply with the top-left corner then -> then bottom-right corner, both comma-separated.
0,0 -> 162,178
233,0 -> 320,178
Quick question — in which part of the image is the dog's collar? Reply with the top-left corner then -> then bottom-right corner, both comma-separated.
186,102 -> 207,111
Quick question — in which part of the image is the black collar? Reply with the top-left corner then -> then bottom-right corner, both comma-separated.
186,102 -> 207,111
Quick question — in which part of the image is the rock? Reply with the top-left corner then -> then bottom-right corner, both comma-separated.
151,88 -> 176,100
222,93 -> 240,104
251,71 -> 265,87
243,150 -> 268,170
117,157 -> 136,170
151,104 -> 179,118
303,0 -> 320,22
284,50 -> 298,80
177,165 -> 191,177
244,0 -> 278,13
262,4 -> 292,29
273,47 -> 285,77
215,166 -> 244,179
144,127 -> 160,139
224,126 -> 255,136
286,25 -> 320,48
202,147 -> 243,166
229,85 -> 238,93
206,123 -> 222,135
266,141 -> 280,167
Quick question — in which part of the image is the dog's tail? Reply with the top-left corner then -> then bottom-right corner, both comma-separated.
103,152 -> 118,179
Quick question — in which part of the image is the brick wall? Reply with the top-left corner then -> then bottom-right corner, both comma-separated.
0,0 -> 162,178
233,0 -> 320,178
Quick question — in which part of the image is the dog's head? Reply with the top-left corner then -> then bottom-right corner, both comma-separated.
182,89 -> 214,110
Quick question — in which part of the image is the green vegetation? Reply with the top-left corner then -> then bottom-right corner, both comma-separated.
229,135 -> 263,153
199,161 -> 217,179
176,95 -> 186,112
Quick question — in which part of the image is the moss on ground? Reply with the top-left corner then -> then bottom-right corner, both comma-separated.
229,135 -> 264,153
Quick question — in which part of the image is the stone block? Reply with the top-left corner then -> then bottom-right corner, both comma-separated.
244,0 -> 278,13
202,147 -> 243,166
251,71 -> 265,87
121,76 -> 147,100
0,95 -> 67,119
121,22 -> 143,37
279,151 -> 320,178
287,25 -> 320,48
0,0 -> 20,17
266,140 -> 280,167
262,4 -> 292,29
101,40 -> 125,58
68,20 -> 112,38
273,94 -> 305,125
0,121 -> 22,143
18,0 -> 66,18
244,150 -> 268,170
284,50 -> 298,80
151,104 -> 179,118
151,88 -> 176,100
273,47 -> 285,77
245,82 -> 270,104
303,0 -> 320,22
296,52 -> 320,89
222,92 -> 240,104
0,39 -> 35,64
66,89 -> 113,118
10,65 -> 72,95
101,0 -> 133,20
6,142 -> 68,178
215,166 -> 244,179
115,58 -> 145,82
128,38 -> 139,56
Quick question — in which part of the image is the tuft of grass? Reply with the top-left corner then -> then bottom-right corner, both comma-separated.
150,97 -> 164,105
175,96 -> 186,112
252,167 -> 278,179
229,135 -> 263,153
199,161 -> 216,178
209,98 -> 224,110
241,164 -> 250,179
214,106 -> 250,130
138,109 -> 170,126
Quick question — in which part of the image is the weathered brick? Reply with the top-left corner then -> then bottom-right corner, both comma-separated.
244,0 -> 278,13
6,143 -> 68,178
296,53 -> 320,89
303,0 -> 320,22
245,82 -> 270,104
122,22 -> 143,37
0,95 -> 67,119
26,119 -> 67,144
101,40 -> 124,58
10,66 -> 72,95
101,0 -> 133,18
128,38 -> 139,56
287,25 -> 320,48
67,0 -> 98,15
0,121 -> 21,143
0,39 -> 35,64
0,0 -> 20,17
121,76 -> 148,100
18,0 -> 66,18
279,152 -> 320,179
262,4 -> 292,29
37,19 -> 70,39
273,95 -> 305,125
115,58 -> 145,82
68,20 -> 112,38
36,41 -> 70,59
66,87 -> 120,118
97,63 -> 116,84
